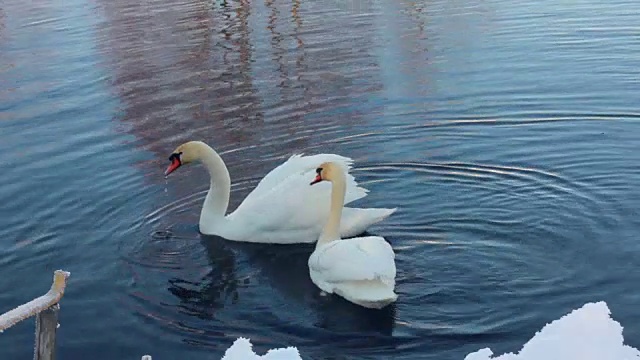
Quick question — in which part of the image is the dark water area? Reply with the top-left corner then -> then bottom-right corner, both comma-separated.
1,0 -> 640,358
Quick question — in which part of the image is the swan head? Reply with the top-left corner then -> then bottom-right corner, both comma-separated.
164,141 -> 204,176
310,162 -> 343,185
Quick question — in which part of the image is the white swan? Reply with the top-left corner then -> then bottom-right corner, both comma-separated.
164,141 -> 396,244
307,161 -> 398,309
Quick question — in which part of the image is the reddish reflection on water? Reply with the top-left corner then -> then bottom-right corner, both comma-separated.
94,0 -> 433,198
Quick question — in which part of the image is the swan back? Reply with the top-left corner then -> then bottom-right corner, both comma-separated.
308,236 -> 397,308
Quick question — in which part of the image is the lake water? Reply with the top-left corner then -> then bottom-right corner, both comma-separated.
1,0 -> 639,359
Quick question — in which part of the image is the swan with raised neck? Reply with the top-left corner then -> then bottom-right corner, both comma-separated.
310,162 -> 347,247
308,161 -> 398,308
165,141 -> 231,231
164,140 -> 397,243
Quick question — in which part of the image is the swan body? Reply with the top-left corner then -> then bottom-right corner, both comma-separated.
307,161 -> 397,309
164,141 -> 395,244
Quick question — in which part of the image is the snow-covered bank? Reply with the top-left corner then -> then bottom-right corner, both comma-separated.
221,337 -> 302,360
465,301 -> 640,360
219,301 -> 640,360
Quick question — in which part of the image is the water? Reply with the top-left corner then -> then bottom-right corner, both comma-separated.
1,0 -> 639,358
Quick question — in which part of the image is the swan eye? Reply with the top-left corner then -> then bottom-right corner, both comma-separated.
168,152 -> 182,162
315,167 -> 322,174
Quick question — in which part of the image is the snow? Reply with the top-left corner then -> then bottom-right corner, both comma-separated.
465,301 -> 640,360
0,270 -> 70,332
221,338 -> 302,360
216,302 -> 639,360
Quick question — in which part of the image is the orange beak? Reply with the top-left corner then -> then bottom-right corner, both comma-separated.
310,174 -> 322,185
164,154 -> 182,176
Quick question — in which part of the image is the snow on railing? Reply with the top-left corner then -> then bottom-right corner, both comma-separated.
0,270 -> 70,360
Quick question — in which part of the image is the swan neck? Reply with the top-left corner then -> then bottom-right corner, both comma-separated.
317,171 -> 346,247
198,145 -> 230,223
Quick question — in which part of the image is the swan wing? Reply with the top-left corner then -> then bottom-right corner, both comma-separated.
310,236 -> 396,287
250,153 -> 366,204
226,154 -> 368,234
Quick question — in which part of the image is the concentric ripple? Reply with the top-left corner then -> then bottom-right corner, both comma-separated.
116,144 -> 629,358
3,0 -> 640,358
117,179 -> 406,357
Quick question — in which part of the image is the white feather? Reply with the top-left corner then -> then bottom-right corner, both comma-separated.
309,236 -> 398,309
221,154 -> 394,243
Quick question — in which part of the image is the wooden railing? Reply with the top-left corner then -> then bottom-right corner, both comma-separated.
0,270 -> 154,360
0,270 -> 69,360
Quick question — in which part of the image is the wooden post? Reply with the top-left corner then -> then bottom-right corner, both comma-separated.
34,303 -> 59,360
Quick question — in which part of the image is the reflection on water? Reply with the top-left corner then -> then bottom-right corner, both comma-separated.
1,0 -> 640,359
166,236 -> 396,333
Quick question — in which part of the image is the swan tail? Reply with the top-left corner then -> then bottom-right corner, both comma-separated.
335,280 -> 398,309
339,207 -> 397,238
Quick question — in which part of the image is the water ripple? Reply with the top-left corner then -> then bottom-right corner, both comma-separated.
3,0 -> 640,358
